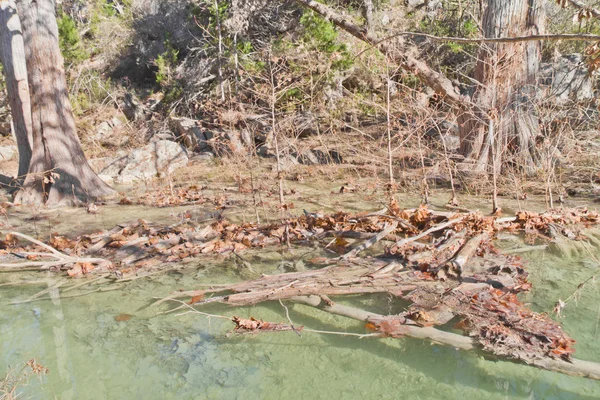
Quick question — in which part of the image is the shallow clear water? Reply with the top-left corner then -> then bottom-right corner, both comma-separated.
2,241 -> 600,400
1,194 -> 600,399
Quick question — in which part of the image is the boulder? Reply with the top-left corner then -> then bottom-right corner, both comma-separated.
405,0 -> 426,9
272,154 -> 299,172
120,92 -> 146,122
256,144 -> 275,158
100,140 -> 188,184
296,149 -> 321,165
95,121 -> 112,138
240,128 -> 253,147
296,149 -> 344,165
294,111 -> 319,137
539,54 -> 594,104
0,145 -> 17,161
169,117 -> 210,151
93,118 -> 129,147
0,121 -> 11,137
190,152 -> 215,163
405,0 -> 441,13
424,120 -> 460,152
209,130 -> 246,155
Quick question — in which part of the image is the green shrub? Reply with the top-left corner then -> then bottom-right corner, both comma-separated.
155,39 -> 179,87
154,39 -> 184,106
300,10 -> 353,70
68,71 -> 112,116
57,12 -> 87,64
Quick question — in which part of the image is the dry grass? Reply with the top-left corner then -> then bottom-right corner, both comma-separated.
0,359 -> 48,400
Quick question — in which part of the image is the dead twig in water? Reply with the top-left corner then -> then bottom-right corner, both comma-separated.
394,217 -> 464,248
339,221 -> 399,260
0,231 -> 111,272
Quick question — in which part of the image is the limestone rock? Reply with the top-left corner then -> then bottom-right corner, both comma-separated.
170,117 -> 210,151
539,54 -> 594,104
100,140 -> 188,184
92,117 -> 129,147
424,120 -> 460,152
0,145 -> 17,161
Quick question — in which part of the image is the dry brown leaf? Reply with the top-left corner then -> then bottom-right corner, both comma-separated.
67,264 -> 83,277
114,313 -> 133,322
189,294 -> 205,304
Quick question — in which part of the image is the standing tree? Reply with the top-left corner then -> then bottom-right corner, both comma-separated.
0,0 -> 114,205
0,0 -> 32,179
458,0 -> 545,174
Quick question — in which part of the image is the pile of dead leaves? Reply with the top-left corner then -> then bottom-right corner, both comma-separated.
231,316 -> 301,334
3,206 -> 599,280
460,286 -> 576,361
137,186 -> 207,207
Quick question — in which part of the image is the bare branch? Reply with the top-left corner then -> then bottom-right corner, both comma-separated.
292,0 -> 465,106
565,0 -> 600,20
361,32 -> 600,53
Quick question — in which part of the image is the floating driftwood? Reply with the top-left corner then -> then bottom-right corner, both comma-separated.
3,204 -> 600,379
150,205 -> 600,380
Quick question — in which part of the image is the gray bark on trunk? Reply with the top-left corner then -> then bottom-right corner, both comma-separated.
363,0 -> 374,30
0,0 -> 32,179
13,0 -> 114,206
458,0 -> 545,174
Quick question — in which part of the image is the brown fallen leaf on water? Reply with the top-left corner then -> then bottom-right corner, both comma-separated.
49,234 -> 73,251
365,322 -> 378,332
114,313 -> 133,322
308,257 -> 332,265
388,198 -> 401,216
232,316 -> 300,334
406,310 -> 437,327
80,262 -> 95,274
67,264 -> 83,277
330,236 -> 349,254
372,318 -> 409,338
189,294 -> 204,304
5,233 -> 16,246
67,262 -> 95,277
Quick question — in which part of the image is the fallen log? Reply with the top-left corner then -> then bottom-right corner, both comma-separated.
163,207 -> 600,381
339,221 -> 398,259
289,295 -> 600,380
444,232 -> 489,277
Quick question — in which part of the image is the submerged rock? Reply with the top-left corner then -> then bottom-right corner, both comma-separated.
100,140 -> 188,184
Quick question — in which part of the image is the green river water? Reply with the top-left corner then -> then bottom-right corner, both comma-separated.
1,199 -> 600,399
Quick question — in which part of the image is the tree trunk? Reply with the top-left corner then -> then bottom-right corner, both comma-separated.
0,0 -> 32,179
362,0 -> 374,30
458,0 -> 545,175
13,0 -> 114,205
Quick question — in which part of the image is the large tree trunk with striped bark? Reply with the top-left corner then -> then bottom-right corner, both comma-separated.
11,0 -> 114,206
458,0 -> 545,175
0,0 -> 32,180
